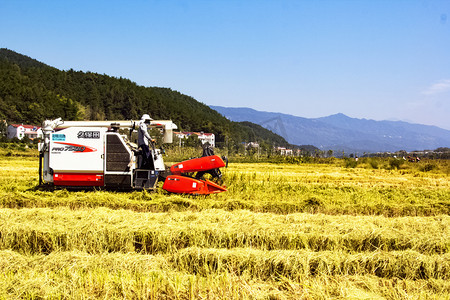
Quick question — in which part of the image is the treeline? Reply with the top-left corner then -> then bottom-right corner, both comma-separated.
0,48 -> 289,148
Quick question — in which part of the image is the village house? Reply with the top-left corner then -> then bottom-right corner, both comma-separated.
174,131 -> 215,148
7,124 -> 43,140
245,142 -> 259,148
277,146 -> 293,156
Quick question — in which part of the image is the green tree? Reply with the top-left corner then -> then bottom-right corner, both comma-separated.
0,120 -> 7,138
184,134 -> 201,148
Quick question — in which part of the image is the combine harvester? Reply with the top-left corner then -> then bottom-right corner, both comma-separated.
38,118 -> 227,195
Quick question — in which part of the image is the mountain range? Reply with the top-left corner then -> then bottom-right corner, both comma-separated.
210,106 -> 450,153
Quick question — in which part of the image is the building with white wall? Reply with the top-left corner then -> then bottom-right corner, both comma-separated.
7,124 -> 43,140
277,147 -> 293,156
174,131 -> 215,147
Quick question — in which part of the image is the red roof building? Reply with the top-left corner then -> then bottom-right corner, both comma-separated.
7,124 -> 43,140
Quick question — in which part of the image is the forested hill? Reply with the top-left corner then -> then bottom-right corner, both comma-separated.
0,48 -> 288,147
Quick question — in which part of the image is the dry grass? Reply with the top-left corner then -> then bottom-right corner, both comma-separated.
1,250 -> 449,299
0,208 -> 448,255
0,152 -> 449,299
1,161 -> 448,217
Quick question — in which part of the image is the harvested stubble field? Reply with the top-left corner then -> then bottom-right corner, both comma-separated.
0,150 -> 449,299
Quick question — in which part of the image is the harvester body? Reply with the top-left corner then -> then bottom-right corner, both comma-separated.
39,118 -> 226,194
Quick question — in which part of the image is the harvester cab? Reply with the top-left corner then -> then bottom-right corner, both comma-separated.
38,118 -> 227,195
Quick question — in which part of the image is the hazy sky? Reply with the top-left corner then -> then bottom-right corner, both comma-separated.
1,0 -> 449,129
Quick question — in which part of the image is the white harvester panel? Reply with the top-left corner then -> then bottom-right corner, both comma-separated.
49,127 -> 108,173
38,117 -> 181,189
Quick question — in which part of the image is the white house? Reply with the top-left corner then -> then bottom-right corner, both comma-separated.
197,132 -> 215,148
245,142 -> 259,148
174,131 -> 215,148
277,147 -> 293,156
7,124 -> 43,140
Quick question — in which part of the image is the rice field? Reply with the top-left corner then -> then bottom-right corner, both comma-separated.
0,150 -> 449,299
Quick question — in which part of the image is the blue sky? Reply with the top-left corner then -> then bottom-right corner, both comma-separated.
1,0 -> 450,129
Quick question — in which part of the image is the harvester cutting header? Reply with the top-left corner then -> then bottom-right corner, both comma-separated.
38,115 -> 227,195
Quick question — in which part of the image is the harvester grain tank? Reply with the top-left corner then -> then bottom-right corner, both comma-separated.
38,118 -> 227,194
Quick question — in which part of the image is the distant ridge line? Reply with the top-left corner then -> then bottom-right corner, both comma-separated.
210,105 -> 450,153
